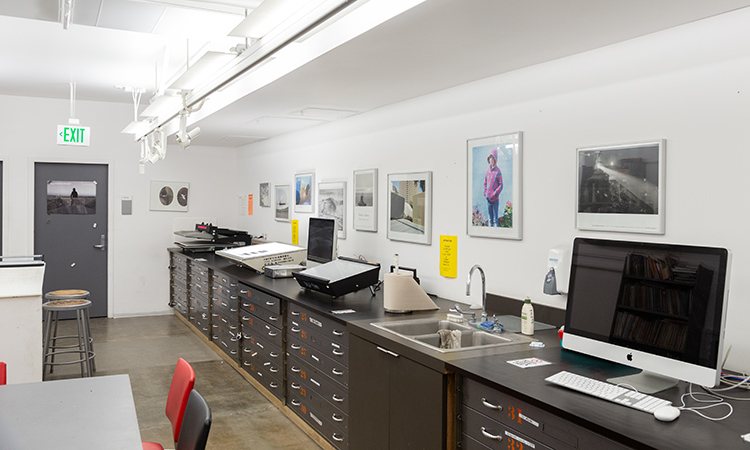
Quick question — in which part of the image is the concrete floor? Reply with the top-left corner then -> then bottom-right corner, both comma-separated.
45,314 -> 321,450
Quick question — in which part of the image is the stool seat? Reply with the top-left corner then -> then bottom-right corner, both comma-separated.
44,299 -> 91,309
45,289 -> 90,301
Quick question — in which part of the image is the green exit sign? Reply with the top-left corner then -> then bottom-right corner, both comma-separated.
57,124 -> 91,146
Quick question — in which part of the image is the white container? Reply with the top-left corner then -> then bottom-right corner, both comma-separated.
521,296 -> 534,335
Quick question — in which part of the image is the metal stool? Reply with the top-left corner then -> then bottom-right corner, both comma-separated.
42,297 -> 96,379
44,290 -> 95,374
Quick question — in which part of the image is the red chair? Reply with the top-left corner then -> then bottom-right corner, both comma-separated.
142,358 -> 196,449
144,390 -> 212,450
0,362 -> 6,385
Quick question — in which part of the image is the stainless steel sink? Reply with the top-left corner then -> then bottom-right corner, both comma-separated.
371,317 -> 534,353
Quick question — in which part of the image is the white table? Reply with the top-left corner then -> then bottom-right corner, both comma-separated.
0,374 -> 142,449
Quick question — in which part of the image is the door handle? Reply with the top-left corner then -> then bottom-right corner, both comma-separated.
93,234 -> 106,250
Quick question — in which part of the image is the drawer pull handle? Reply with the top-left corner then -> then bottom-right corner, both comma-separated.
269,352 -> 280,358
265,301 -> 276,307
291,399 -> 301,407
291,382 -> 301,390
268,331 -> 278,337
332,329 -> 344,336
332,349 -> 344,357
242,316 -> 250,321
269,382 -> 279,389
291,311 -> 301,316
331,368 -> 344,376
332,394 -> 344,403
268,316 -> 278,322
291,327 -> 301,334
291,344 -> 301,350
269,367 -> 279,373
481,398 -> 503,411
240,290 -> 248,294
332,413 -> 344,422
376,346 -> 399,358
481,427 -> 502,441
332,433 -> 344,442
291,366 -> 301,373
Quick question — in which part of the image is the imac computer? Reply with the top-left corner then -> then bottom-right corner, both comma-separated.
563,237 -> 731,393
306,217 -> 338,266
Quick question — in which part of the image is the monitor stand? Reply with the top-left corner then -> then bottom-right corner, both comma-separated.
607,371 -> 679,394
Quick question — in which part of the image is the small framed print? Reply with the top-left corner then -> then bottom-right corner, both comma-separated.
353,168 -> 377,232
259,182 -> 271,207
294,172 -> 315,213
275,184 -> 291,222
150,180 -> 189,212
576,139 -> 666,234
467,132 -> 522,239
318,181 -> 347,239
387,171 -> 432,245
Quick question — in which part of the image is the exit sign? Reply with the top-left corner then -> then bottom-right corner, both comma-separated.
57,124 -> 91,146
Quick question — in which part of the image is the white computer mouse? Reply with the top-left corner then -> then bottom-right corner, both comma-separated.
653,405 -> 681,422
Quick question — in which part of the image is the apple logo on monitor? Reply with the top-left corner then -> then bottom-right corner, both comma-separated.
627,353 -> 633,362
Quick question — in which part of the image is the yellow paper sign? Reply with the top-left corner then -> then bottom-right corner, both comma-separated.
440,235 -> 458,278
292,220 -> 299,245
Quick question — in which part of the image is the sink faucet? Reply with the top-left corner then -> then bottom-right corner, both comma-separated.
451,304 -> 476,323
466,264 -> 487,323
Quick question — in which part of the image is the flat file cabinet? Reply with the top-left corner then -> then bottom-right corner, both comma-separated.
239,282 -> 284,401
286,303 -> 350,450
168,252 -> 189,318
210,271 -> 240,364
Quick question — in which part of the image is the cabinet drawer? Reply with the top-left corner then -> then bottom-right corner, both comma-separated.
462,377 -> 633,450
242,333 -> 283,363
211,296 -> 239,317
239,283 -> 281,315
288,336 -> 348,387
288,394 -> 348,450
240,304 -> 281,329
211,333 -> 240,363
241,315 -> 282,348
212,272 -> 238,291
288,318 -> 348,366
288,355 -> 349,415
287,304 -> 349,347
243,357 -> 283,401
461,405 -> 553,450
288,375 -> 349,434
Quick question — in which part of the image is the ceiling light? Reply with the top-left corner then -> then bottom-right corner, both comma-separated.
175,111 -> 201,149
168,51 -> 237,91
230,0 -> 315,39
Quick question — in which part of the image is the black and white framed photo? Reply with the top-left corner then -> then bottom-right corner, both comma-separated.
353,168 -> 377,232
318,181 -> 347,239
259,182 -> 271,207
387,171 -> 432,245
294,172 -> 315,213
275,184 -> 291,222
467,132 -> 522,240
150,180 -> 189,212
576,139 -> 666,234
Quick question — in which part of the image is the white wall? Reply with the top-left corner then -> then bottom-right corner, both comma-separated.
235,9 -> 750,372
0,95 -> 239,317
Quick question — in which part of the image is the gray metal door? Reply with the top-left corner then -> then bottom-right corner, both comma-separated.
34,163 -> 108,317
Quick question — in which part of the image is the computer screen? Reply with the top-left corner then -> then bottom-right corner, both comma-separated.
563,237 -> 731,393
306,218 -> 337,264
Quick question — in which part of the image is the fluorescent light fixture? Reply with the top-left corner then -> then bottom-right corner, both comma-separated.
168,51 -> 237,91
121,121 -> 149,135
140,95 -> 182,118
289,107 -> 358,121
230,0 -> 314,39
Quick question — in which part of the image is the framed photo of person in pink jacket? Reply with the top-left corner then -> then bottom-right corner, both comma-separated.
467,132 -> 522,240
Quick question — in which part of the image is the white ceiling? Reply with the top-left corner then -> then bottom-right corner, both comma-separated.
2,0 -> 750,147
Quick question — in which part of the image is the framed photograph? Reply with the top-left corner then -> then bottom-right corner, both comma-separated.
259,182 -> 271,207
274,184 -> 291,222
576,140 -> 665,234
150,180 -> 189,212
467,132 -> 522,239
318,181 -> 347,239
353,168 -> 378,232
387,171 -> 432,245
294,172 -> 315,213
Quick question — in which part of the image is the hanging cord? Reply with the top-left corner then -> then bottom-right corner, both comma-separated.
69,82 -> 76,122
131,89 -> 142,122
675,383 -> 734,421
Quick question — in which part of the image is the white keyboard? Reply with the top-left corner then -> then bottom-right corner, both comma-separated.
545,370 -> 672,413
